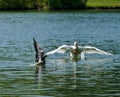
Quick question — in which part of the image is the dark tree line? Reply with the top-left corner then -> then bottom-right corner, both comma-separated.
0,0 -> 87,10
49,0 -> 87,9
0,0 -> 34,10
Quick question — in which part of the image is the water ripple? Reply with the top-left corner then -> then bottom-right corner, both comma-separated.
0,11 -> 120,96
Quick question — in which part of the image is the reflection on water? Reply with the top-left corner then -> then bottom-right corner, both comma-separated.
35,64 -> 45,88
31,57 -> 120,97
0,11 -> 120,96
0,56 -> 120,96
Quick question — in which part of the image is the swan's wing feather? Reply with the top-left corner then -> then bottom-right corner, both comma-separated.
46,45 -> 72,55
81,46 -> 112,55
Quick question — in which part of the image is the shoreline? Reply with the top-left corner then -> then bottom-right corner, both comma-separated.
0,6 -> 120,12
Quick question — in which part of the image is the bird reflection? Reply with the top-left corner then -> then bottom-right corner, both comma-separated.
35,64 -> 45,87
72,62 -> 77,89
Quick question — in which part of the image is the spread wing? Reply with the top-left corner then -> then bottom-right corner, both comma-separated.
79,46 -> 112,55
33,38 -> 45,62
45,45 -> 73,56
33,38 -> 42,53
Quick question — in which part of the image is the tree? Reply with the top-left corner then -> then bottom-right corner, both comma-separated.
0,0 -> 88,10
48,0 -> 88,9
0,0 -> 34,10
49,0 -> 62,9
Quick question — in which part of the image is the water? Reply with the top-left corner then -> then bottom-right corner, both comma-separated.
0,11 -> 120,96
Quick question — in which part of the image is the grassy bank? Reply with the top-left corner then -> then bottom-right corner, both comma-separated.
86,0 -> 120,8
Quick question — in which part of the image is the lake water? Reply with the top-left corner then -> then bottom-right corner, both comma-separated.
0,10 -> 120,97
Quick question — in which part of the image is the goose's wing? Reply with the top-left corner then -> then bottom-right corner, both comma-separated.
33,38 -> 40,53
33,38 -> 45,62
45,45 -> 73,56
79,46 -> 112,55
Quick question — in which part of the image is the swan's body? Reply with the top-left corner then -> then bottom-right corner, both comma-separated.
46,42 -> 112,60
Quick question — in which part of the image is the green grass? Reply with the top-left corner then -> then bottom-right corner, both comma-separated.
86,0 -> 120,7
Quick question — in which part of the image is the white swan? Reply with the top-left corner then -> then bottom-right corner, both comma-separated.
46,41 -> 112,60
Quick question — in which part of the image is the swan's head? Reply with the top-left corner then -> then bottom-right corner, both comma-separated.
73,41 -> 78,49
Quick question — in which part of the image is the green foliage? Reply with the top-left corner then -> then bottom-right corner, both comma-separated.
0,0 -> 34,10
48,0 -> 87,9
49,0 -> 62,9
34,0 -> 49,9
0,0 -> 87,10
61,0 -> 86,9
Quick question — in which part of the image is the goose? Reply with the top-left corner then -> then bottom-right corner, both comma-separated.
45,41 -> 113,61
33,38 -> 47,65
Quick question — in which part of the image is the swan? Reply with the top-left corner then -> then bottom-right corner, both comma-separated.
45,41 -> 113,60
